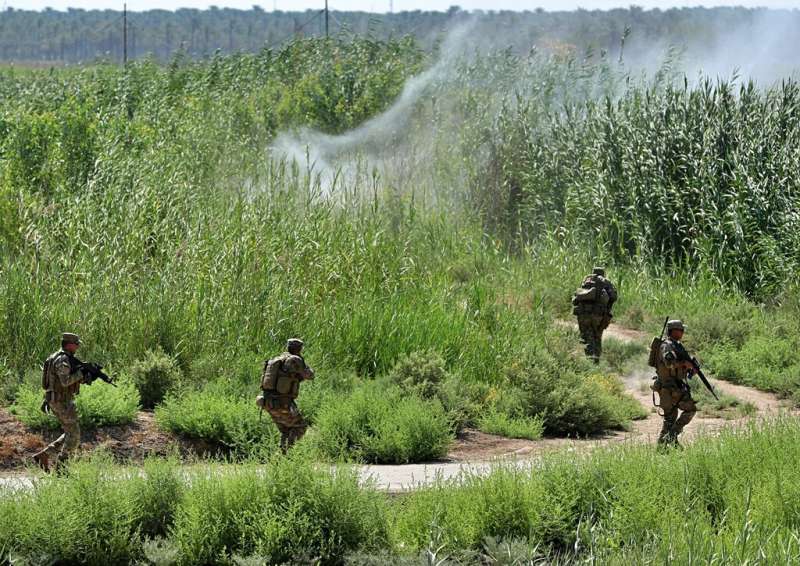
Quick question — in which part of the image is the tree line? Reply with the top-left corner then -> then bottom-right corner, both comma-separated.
2,6 -> 800,66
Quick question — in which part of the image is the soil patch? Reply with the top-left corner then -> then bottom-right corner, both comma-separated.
0,408 -> 221,470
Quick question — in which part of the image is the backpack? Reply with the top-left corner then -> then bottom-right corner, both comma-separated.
41,353 -> 56,390
573,286 -> 598,303
648,336 -> 663,368
573,276 -> 609,305
261,356 -> 285,391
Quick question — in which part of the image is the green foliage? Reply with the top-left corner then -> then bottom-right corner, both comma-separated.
130,348 -> 184,409
0,454 -> 385,566
0,455 -> 184,565
155,387 -> 279,458
312,383 -> 453,464
391,419 -> 800,561
493,343 -> 645,436
478,411 -> 544,440
10,380 -> 139,430
170,455 -> 388,565
387,349 -> 448,400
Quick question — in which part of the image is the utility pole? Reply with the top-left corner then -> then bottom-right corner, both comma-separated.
123,2 -> 128,65
324,0 -> 329,38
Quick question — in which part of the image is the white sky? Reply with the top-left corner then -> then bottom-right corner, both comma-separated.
11,0 -> 800,13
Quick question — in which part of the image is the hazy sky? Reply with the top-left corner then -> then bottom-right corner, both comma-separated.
12,0 -> 800,13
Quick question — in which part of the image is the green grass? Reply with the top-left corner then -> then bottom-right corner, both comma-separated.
311,383 -> 453,464
1,36 -> 800,461
10,379 -> 139,429
5,419 -> 800,564
390,418 -> 800,562
477,411 -> 544,440
155,386 -> 279,459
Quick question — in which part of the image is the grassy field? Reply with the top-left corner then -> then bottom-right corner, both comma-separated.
2,27 -> 800,564
3,419 -> 800,564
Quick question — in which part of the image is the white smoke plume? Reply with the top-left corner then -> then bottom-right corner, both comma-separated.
269,19 -> 477,191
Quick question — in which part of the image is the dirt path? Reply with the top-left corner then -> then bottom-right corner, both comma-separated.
1,322 -> 795,493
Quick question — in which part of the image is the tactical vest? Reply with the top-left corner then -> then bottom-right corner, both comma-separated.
43,350 -> 81,402
655,339 -> 683,383
262,352 -> 302,399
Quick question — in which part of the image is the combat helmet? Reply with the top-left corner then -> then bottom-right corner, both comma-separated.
61,332 -> 81,345
666,320 -> 686,332
592,266 -> 606,276
287,338 -> 304,352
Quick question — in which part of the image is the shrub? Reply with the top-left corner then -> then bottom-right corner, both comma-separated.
436,374 -> 484,431
10,380 -> 140,430
499,353 -> 642,436
130,348 -> 184,409
0,453 -> 386,565
478,411 -> 544,440
170,455 -> 389,564
313,383 -> 453,463
0,364 -> 27,405
387,350 -> 448,399
0,454 -> 183,565
155,387 -> 279,458
600,338 -> 647,374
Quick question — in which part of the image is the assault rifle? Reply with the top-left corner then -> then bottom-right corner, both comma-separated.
76,360 -> 117,387
687,357 -> 718,401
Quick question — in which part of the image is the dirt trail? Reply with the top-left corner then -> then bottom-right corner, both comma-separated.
451,321 -> 796,464
1,322 -> 795,492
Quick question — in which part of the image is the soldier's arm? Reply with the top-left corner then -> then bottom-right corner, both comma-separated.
55,355 -> 84,387
606,281 -> 618,304
285,356 -> 314,380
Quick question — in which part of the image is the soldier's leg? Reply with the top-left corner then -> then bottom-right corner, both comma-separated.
671,392 -> 697,440
277,423 -> 292,453
577,316 -> 593,357
282,402 -> 308,450
34,400 -> 71,469
267,406 -> 292,453
657,388 -> 678,445
591,315 -> 605,363
52,401 -> 80,469
284,418 -> 308,449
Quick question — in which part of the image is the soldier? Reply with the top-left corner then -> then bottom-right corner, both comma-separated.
653,319 -> 697,447
572,267 -> 617,363
32,333 -> 86,472
257,338 -> 315,453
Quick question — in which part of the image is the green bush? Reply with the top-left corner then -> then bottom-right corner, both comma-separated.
130,348 -> 184,409
313,383 -> 453,464
387,350 -> 448,399
478,411 -> 544,440
10,379 -> 139,430
392,419 -> 800,561
499,351 -> 644,436
600,338 -> 647,374
155,387 -> 279,458
170,455 -> 388,564
0,455 -> 184,565
0,453 -> 385,566
436,374 -> 484,431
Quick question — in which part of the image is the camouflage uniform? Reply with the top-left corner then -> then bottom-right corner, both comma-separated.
653,323 -> 696,446
572,267 -> 617,363
260,339 -> 314,452
33,333 -> 86,471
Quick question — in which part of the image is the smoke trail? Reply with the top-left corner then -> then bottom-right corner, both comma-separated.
269,19 -> 477,187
